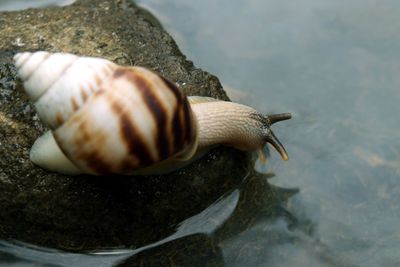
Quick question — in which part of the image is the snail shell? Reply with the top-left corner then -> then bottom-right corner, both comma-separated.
15,51 -> 197,175
14,51 -> 291,176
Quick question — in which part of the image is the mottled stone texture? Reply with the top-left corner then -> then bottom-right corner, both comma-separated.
0,0 -> 253,250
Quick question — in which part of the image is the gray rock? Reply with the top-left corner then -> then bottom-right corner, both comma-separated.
0,0 -> 252,250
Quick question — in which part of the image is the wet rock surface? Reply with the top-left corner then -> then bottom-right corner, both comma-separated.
0,0 -> 255,250
116,233 -> 224,267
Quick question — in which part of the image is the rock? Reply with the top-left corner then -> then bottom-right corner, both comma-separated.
0,0 -> 252,250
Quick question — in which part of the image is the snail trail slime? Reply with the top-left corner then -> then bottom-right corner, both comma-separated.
14,51 -> 291,176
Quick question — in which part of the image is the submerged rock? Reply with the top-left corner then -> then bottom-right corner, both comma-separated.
116,233 -> 224,267
0,0 -> 253,250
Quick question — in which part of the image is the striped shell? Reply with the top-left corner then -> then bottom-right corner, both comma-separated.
14,52 -> 197,175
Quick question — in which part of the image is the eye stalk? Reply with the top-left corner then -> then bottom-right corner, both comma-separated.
265,130 -> 289,161
267,113 -> 292,125
265,113 -> 292,161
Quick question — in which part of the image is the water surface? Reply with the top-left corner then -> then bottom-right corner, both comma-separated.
0,0 -> 73,11
134,1 -> 400,266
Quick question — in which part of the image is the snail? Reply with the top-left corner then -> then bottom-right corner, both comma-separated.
14,51 -> 291,176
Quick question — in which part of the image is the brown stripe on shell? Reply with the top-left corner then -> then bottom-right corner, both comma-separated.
159,76 -> 183,102
123,69 -> 171,160
73,115 -> 110,174
80,150 -> 113,175
182,98 -> 194,148
171,103 -> 184,153
73,90 -> 113,174
159,75 -> 195,151
110,99 -> 154,169
94,72 -> 102,87
159,76 -> 186,152
54,111 -> 64,127
54,104 -> 113,175
80,86 -> 88,102
158,75 -> 184,153
113,68 -> 125,79
71,97 -> 79,111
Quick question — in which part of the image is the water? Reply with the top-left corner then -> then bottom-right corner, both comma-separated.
0,0 -> 74,11
136,1 -> 400,266
1,0 -> 400,266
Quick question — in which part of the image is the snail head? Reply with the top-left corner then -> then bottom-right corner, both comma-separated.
254,112 -> 292,161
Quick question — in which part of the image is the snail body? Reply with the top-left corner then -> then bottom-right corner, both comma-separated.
14,51 -> 291,176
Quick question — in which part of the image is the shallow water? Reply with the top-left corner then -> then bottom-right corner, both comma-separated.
1,0 -> 400,266
0,0 -> 73,11
136,1 -> 400,266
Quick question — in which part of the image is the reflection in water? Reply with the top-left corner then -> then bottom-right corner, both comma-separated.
0,165 -> 364,267
0,0 -> 74,11
0,249 -> 58,267
116,234 -> 223,267
0,170 -> 302,267
0,240 -> 129,267
0,169 -> 366,267
136,1 -> 400,266
214,172 -> 299,243
114,171 -> 308,267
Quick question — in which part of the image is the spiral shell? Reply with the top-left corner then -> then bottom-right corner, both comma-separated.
15,52 -> 197,175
